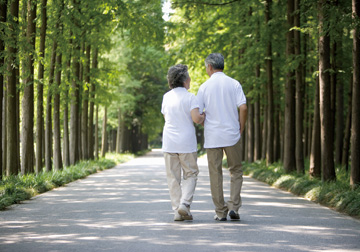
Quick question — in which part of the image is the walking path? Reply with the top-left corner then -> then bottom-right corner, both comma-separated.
0,149 -> 359,252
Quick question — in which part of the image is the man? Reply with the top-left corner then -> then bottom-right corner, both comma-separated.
197,53 -> 247,221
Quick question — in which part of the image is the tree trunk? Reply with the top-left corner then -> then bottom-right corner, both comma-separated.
6,0 -> 19,176
36,0 -> 47,173
294,0 -> 304,174
265,0 -> 274,165
319,0 -> 336,182
351,0 -> 360,188
342,81 -> 352,171
247,99 -> 254,162
284,0 -> 296,173
261,103 -> 267,160
45,36 -> 57,172
88,47 -> 98,160
309,75 -> 321,178
254,96 -> 261,161
2,89 -> 6,176
82,44 -> 90,160
335,40 -> 344,165
0,0 -> 7,179
95,105 -> 99,159
53,50 -> 63,171
21,0 -> 37,175
70,0 -> 80,165
116,108 -> 122,153
101,107 -> 108,157
70,51 -> 80,165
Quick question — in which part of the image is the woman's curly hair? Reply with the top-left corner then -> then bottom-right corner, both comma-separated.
167,64 -> 189,89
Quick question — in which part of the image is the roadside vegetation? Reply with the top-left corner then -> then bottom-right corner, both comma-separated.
223,158 -> 360,219
0,153 -> 134,210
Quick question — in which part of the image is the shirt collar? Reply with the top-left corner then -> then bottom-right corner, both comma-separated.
211,71 -> 225,78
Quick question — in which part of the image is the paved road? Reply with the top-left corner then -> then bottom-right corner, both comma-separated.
1,149 -> 359,252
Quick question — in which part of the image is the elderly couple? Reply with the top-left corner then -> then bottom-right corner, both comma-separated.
161,53 -> 248,221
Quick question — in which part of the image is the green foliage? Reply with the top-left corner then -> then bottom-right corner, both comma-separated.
0,153 -> 134,210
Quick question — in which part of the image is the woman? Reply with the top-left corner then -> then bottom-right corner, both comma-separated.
161,64 -> 205,221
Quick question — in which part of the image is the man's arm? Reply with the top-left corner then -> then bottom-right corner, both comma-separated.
239,104 -> 248,135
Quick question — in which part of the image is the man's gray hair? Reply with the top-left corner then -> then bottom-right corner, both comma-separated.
205,53 -> 224,70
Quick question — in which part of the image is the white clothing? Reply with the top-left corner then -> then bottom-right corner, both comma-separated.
197,72 -> 247,148
161,87 -> 199,153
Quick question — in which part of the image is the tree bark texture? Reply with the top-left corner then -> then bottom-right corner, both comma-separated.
6,0 -> 19,176
254,96 -> 261,161
36,0 -> 47,173
265,0 -> 274,165
21,0 -> 37,174
88,47 -> 98,160
116,108 -> 122,153
45,36 -> 57,172
95,105 -> 99,159
335,41 -> 344,165
319,0 -> 336,182
342,82 -> 352,171
101,107 -> 107,157
70,0 -> 80,165
284,0 -> 296,173
351,0 -> 360,188
294,0 -> 304,174
0,0 -> 7,178
309,76 -> 321,178
53,51 -> 63,170
81,44 -> 90,160
247,99 -> 254,162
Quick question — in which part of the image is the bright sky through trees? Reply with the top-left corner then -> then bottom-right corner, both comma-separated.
162,0 -> 174,21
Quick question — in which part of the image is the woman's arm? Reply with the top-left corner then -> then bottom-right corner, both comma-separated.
191,108 -> 205,124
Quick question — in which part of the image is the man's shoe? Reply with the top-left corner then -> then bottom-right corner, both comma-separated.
229,210 -> 240,220
214,215 -> 227,221
178,204 -> 193,220
174,211 -> 184,221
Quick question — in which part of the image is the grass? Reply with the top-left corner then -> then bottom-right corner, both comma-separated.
0,152 -> 134,210
223,158 -> 360,219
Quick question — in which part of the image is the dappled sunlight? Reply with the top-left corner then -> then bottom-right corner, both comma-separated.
1,151 -> 360,252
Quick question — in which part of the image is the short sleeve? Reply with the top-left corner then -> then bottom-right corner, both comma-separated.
236,83 -> 246,107
161,95 -> 166,115
196,87 -> 205,113
189,93 -> 199,111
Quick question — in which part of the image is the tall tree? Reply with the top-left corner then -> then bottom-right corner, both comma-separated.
0,0 -> 7,179
294,0 -> 304,174
265,0 -> 274,165
309,76 -> 321,178
351,0 -> 360,188
45,29 -> 58,172
284,0 -> 296,173
70,0 -> 81,165
81,44 -> 90,160
88,47 -> 98,160
36,0 -> 47,173
319,0 -> 335,182
53,51 -> 63,170
101,107 -> 107,157
53,0 -> 65,171
6,0 -> 20,176
21,0 -> 36,174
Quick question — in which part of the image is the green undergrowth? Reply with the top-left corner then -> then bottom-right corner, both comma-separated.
0,153 -> 134,210
223,159 -> 360,218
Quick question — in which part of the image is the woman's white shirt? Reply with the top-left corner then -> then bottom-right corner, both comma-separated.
161,87 -> 199,153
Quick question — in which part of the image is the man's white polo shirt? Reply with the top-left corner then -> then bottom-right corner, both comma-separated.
197,72 -> 246,148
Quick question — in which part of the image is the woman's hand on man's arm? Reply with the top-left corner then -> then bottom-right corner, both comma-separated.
191,108 -> 205,124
